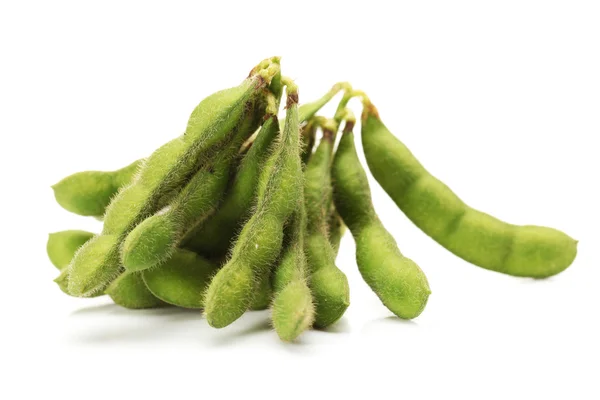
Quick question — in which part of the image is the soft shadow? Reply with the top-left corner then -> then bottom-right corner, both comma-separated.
208,314 -> 273,347
315,316 -> 351,334
360,315 -> 418,336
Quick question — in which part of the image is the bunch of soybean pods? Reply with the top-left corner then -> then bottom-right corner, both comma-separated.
48,57 -> 578,342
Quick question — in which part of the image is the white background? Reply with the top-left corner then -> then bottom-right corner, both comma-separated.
1,1 -> 599,399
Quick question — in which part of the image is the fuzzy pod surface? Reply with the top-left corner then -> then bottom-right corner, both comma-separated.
52,160 -> 142,218
361,102 -> 577,278
106,272 -> 167,309
67,58 -> 280,297
303,128 -> 350,328
332,121 -> 430,319
47,230 -> 95,270
271,206 -> 315,341
204,82 -> 303,329
142,249 -> 218,308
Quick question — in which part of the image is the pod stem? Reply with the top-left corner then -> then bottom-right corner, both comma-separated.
281,76 -> 299,107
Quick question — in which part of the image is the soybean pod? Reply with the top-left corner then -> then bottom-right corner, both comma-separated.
204,80 -> 302,328
67,58 -> 280,297
141,249 -> 219,309
47,230 -> 94,270
271,203 -> 315,341
332,115 -> 431,319
121,125 -> 251,272
304,121 -> 350,329
360,97 -> 577,278
52,160 -> 142,218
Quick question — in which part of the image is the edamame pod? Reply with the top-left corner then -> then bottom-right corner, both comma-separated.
204,80 -> 303,328
142,249 -> 218,309
184,86 -> 343,258
361,99 -> 577,278
68,58 -> 280,297
47,230 -> 95,270
182,115 -> 281,257
332,117 -> 430,319
304,123 -> 350,328
271,206 -> 315,341
121,128 -> 249,271
106,272 -> 167,309
52,160 -> 142,218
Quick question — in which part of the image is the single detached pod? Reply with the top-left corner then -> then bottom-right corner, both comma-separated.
332,116 -> 430,319
360,98 -> 577,278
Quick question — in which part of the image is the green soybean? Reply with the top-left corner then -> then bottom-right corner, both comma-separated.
52,160 -> 142,218
122,129 -> 248,272
204,80 -> 302,328
182,115 -> 281,258
183,86 -> 342,258
271,205 -> 315,341
106,272 -> 167,309
47,230 -> 95,270
304,123 -> 350,329
360,99 -> 577,278
332,117 -> 430,319
142,249 -> 219,309
67,58 -> 280,297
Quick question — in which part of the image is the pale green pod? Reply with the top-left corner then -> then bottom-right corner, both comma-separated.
182,115 -> 281,257
361,101 -> 577,278
67,58 -> 280,297
184,86 -> 341,258
122,131 -> 245,272
67,234 -> 122,297
304,127 -> 350,329
142,249 -> 218,309
204,82 -> 302,328
54,267 -> 104,298
106,272 -> 167,309
271,206 -> 315,341
52,160 -> 142,217
47,230 -> 95,270
332,120 -> 430,319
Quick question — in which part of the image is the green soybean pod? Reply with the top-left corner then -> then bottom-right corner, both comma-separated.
183,86 -> 341,258
304,123 -> 350,329
52,160 -> 142,218
121,133 -> 245,272
67,59 -> 280,297
332,117 -> 431,319
271,205 -> 315,341
47,230 -> 95,270
360,99 -> 577,278
106,272 -> 167,309
204,80 -> 303,328
142,249 -> 218,309
181,114 -> 281,258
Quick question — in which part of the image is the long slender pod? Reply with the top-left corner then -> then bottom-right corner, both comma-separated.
332,115 -> 431,319
304,120 -> 350,328
360,96 -> 577,278
271,203 -> 315,341
204,80 -> 303,328
67,58 -> 280,297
